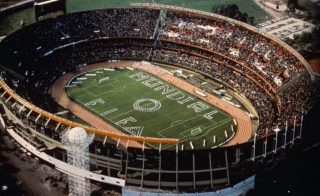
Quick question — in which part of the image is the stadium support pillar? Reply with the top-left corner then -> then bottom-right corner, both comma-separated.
116,138 -> 120,148
34,114 -> 41,131
26,110 -> 32,118
209,151 -> 213,188
93,143 -> 97,154
55,122 -> 61,131
140,152 -> 145,188
44,118 -> 50,127
125,151 -> 129,181
107,148 -> 111,176
5,95 -> 11,103
90,133 -> 95,143
51,128 -> 54,139
176,144 -> 179,191
158,148 -> 162,189
299,115 -> 303,139
18,105 -> 25,114
274,133 -> 277,153
283,121 -> 288,149
263,132 -> 267,158
273,127 -> 280,153
35,113 -> 41,123
224,151 -> 230,186
27,116 -> 29,127
291,116 -> 296,144
120,150 -> 123,170
62,151 -> 66,162
18,105 -> 24,121
251,133 -> 257,161
103,136 -> 107,145
235,147 -> 240,163
1,91 -> 6,98
192,153 -> 196,190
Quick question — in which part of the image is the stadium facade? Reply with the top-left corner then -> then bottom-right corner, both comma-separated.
0,3 -> 319,195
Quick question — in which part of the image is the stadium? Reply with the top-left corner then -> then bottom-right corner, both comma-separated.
0,2 -> 319,195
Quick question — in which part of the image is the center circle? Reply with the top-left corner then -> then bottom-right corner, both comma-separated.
133,98 -> 162,112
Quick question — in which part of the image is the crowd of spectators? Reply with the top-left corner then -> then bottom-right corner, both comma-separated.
0,8 -> 319,138
278,75 -> 320,126
2,42 -> 153,112
160,11 -> 306,89
160,41 -> 276,97
0,8 -> 160,73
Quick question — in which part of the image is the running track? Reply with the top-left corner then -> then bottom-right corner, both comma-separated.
50,61 -> 253,148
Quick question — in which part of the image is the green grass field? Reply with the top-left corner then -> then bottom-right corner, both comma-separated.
66,67 -> 235,149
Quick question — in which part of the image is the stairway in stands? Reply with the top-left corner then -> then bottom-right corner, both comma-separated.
148,9 -> 168,60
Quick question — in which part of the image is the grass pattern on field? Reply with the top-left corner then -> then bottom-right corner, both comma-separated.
66,68 -> 235,149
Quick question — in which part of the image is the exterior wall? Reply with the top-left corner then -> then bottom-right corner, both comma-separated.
0,104 -> 125,187
123,175 -> 255,196
0,96 -> 302,192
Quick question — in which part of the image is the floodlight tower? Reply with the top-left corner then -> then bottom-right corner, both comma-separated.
62,127 -> 91,196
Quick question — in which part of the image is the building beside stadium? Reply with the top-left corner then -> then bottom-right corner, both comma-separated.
0,3 -> 319,195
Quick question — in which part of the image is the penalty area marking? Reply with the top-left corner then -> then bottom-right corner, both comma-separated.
179,125 -> 204,139
171,120 -> 184,127
165,117 -> 233,144
161,118 -> 232,150
157,114 -> 205,137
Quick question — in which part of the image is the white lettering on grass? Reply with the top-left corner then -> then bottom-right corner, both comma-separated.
177,96 -> 194,105
142,77 -> 164,88
129,72 -> 149,82
130,71 -> 217,116
187,102 -> 209,113
153,85 -> 176,95
123,126 -> 144,136
84,98 -> 105,107
166,91 -> 185,101
115,117 -> 137,126
100,108 -> 118,116
203,110 -> 218,120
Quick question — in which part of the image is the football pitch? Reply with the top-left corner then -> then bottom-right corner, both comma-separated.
66,68 -> 235,149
